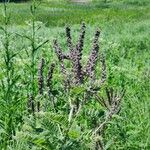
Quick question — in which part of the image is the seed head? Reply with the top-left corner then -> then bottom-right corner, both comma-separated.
85,29 -> 100,79
38,58 -> 45,95
47,63 -> 55,90
100,53 -> 106,84
27,94 -> 35,114
66,26 -> 73,52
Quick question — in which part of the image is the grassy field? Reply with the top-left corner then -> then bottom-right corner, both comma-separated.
0,0 -> 150,149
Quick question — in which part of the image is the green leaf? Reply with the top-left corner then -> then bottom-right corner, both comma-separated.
33,138 -> 46,146
68,123 -> 81,140
71,86 -> 86,96
68,130 -> 80,140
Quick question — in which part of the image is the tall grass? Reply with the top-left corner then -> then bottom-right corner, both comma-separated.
0,1 -> 21,149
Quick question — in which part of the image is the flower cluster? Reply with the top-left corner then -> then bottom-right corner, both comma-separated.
28,60 -> 56,113
47,63 -> 55,91
53,23 -> 104,87
38,58 -> 45,95
85,29 -> 100,80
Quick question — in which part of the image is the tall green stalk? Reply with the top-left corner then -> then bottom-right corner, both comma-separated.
27,0 -> 48,114
30,0 -> 36,99
0,1 -> 20,149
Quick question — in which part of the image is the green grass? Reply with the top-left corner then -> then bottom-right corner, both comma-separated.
0,0 -> 150,26
0,0 -> 150,149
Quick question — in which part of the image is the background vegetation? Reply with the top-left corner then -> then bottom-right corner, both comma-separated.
0,0 -> 150,149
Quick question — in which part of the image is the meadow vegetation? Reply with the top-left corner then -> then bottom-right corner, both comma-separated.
0,0 -> 150,149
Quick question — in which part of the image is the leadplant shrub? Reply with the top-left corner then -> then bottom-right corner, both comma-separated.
24,23 -> 125,149
52,23 -> 125,149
